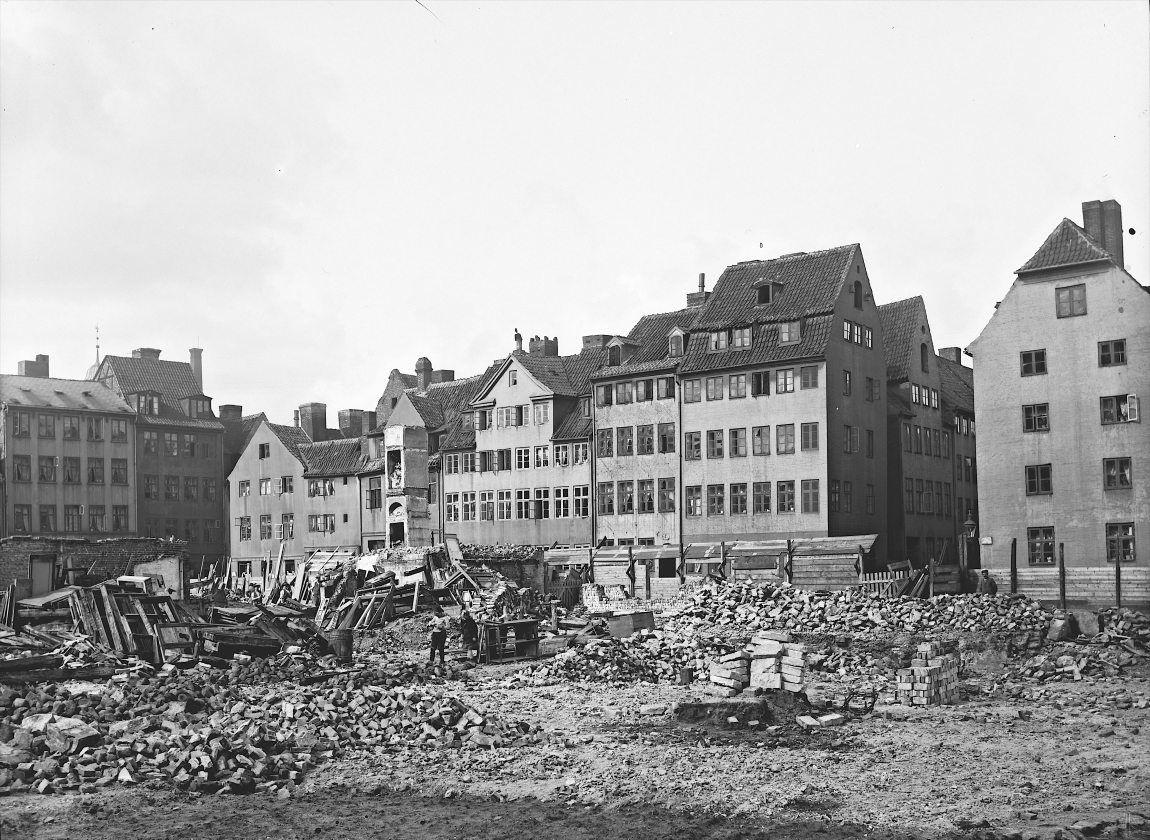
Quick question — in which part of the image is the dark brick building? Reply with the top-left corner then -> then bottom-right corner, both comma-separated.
92,348 -> 226,562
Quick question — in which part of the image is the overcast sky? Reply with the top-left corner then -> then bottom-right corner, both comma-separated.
2,1 -> 1147,424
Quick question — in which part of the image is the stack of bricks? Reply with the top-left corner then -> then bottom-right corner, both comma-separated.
895,641 -> 960,706
746,631 -> 806,693
708,650 -> 751,697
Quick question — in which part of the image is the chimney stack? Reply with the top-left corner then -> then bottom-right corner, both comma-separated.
338,408 -> 366,438
218,404 -> 243,424
1082,199 -> 1124,268
189,348 -> 203,391
132,348 -> 162,360
415,357 -> 432,391
514,329 -> 523,352
298,402 -> 328,441
687,272 -> 711,307
16,354 -> 50,378
937,347 -> 964,366
430,369 -> 455,384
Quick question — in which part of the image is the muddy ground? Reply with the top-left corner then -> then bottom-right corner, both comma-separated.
2,651 -> 1148,840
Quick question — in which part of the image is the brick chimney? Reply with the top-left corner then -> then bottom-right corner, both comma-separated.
17,354 -> 49,378
132,348 -> 161,360
218,404 -> 242,423
338,408 -> 365,437
189,348 -> 203,391
582,335 -> 612,349
430,369 -> 455,384
415,357 -> 432,391
687,272 -> 710,307
937,347 -> 964,365
298,402 -> 327,441
1082,199 -> 1124,268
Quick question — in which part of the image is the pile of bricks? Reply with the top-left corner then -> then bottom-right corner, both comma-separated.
708,631 -> 807,697
895,641 -> 960,706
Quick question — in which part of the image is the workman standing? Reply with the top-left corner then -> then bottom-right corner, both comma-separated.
460,606 -> 478,658
428,606 -> 449,665
977,569 -> 999,596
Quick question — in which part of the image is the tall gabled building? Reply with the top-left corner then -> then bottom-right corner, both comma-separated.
673,247 -> 888,559
967,200 -> 1148,591
936,348 -> 979,565
437,334 -> 608,545
591,304 -> 702,546
92,348 -> 226,561
878,297 -> 960,564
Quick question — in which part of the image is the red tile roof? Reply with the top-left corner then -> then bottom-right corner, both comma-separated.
301,437 -> 365,478
877,296 -> 926,383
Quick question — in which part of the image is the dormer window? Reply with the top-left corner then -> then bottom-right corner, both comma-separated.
669,333 -> 684,358
608,345 -> 621,366
731,327 -> 752,348
755,278 -> 785,305
757,286 -> 771,305
186,397 -> 211,419
708,331 -> 728,351
136,394 -> 160,415
778,321 -> 801,344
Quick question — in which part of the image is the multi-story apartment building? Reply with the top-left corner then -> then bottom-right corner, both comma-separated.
92,348 -> 226,561
591,305 -> 701,546
968,199 -> 1148,579
1,355 -> 138,540
673,247 -> 889,559
879,297 -> 961,564
937,348 -> 980,565
226,419 -> 365,575
438,334 -> 607,545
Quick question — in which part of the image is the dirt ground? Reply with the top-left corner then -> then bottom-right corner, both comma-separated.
2,652 -> 1148,840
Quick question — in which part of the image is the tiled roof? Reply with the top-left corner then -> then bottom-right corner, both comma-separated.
678,314 -> 835,375
98,354 -> 223,430
101,355 -> 203,400
368,364 -> 500,435
438,422 -> 474,452
937,356 -> 974,415
877,296 -> 925,383
267,422 -> 312,465
552,413 -> 592,442
0,375 -> 134,415
558,348 -> 609,394
301,437 -> 365,478
593,307 -> 698,380
1016,218 -> 1115,275
406,392 -> 445,429
690,245 -> 858,331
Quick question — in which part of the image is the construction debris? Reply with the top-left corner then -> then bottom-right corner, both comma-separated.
894,641 -> 960,706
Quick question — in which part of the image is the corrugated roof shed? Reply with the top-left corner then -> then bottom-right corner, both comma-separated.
0,375 -> 134,414
877,296 -> 925,383
1016,218 -> 1115,275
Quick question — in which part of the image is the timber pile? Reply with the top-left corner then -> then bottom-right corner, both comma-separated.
0,652 -> 538,795
663,582 -> 1050,637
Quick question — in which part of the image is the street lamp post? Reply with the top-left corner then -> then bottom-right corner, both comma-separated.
960,512 -> 976,586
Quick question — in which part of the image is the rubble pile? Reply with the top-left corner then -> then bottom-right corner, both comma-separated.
1094,608 -> 1150,649
1006,644 -> 1140,683
459,544 -> 539,561
0,653 -> 537,796
664,582 -> 1050,637
895,641 -> 960,706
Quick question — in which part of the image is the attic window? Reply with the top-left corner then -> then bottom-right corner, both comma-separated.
708,327 -> 752,352
853,281 -> 864,310
778,321 -> 801,344
608,346 -> 621,366
755,279 -> 785,305
668,334 -> 684,358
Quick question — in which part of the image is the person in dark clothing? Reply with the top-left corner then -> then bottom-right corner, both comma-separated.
459,607 -> 478,658
428,606 -> 449,664
977,570 -> 999,595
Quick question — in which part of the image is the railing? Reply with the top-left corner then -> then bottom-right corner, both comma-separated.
857,571 -> 908,595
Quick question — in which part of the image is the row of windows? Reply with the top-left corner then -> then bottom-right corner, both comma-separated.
841,319 -> 875,348
903,479 -> 954,517
910,383 -> 939,409
143,475 -> 219,502
10,412 -> 130,442
236,513 -> 299,540
595,425 -> 676,457
10,455 -> 130,485
676,480 -> 823,517
596,479 -> 677,514
443,444 -> 591,474
595,377 -> 678,406
1027,523 -> 1135,564
444,487 -> 591,521
237,476 -> 295,497
1021,339 -> 1129,377
901,424 -> 953,459
1022,397 -> 1141,429
142,432 -> 217,459
10,504 -> 130,534
142,517 -> 221,542
829,480 -> 877,514
469,403 -> 558,430
1025,458 -> 1134,494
